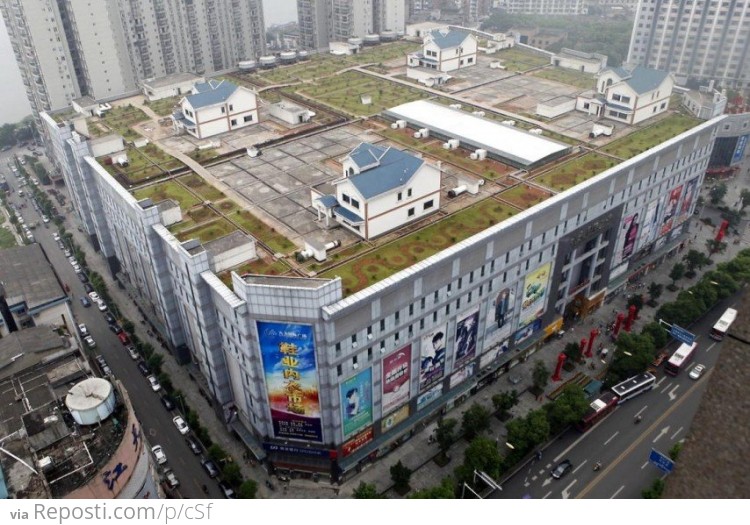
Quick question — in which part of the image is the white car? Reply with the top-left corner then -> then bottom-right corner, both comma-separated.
97,300 -> 108,312
78,323 -> 88,336
151,445 -> 167,465
689,364 -> 706,380
84,335 -> 96,348
52,233 -> 60,241
73,264 -> 82,273
41,215 -> 49,223
68,256 -> 77,265
147,375 -> 161,392
127,346 -> 139,360
164,469 -> 179,489
172,416 -> 189,435
88,291 -> 99,301
64,249 -> 71,257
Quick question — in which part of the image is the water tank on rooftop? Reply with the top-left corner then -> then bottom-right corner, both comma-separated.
238,60 -> 257,71
259,55 -> 277,68
298,50 -> 310,60
65,377 -> 116,426
348,37 -> 363,46
280,51 -> 297,63
380,30 -> 397,41
364,34 -> 381,46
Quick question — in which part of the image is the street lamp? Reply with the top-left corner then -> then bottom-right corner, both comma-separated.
505,442 -> 515,450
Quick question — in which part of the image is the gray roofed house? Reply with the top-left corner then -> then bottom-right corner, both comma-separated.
342,143 -> 424,200
603,65 -> 671,95
187,79 -> 239,109
408,28 -> 478,74
427,28 -> 471,50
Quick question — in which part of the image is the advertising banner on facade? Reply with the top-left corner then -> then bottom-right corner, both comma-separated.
382,344 -> 412,415
341,427 -> 374,458
613,211 -> 640,266
519,262 -> 551,328
419,325 -> 447,391
732,134 -> 749,165
480,339 -> 509,368
381,404 -> 410,434
340,368 -> 373,439
454,305 -> 480,369
678,178 -> 698,224
660,185 -> 683,236
449,362 -> 476,389
416,382 -> 444,412
484,285 -> 516,352
257,321 -> 322,442
637,199 -> 660,251
514,318 -> 542,346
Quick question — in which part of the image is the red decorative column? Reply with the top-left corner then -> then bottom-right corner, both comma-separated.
624,312 -> 633,332
551,352 -> 567,382
613,312 -> 625,337
586,329 -> 598,358
628,304 -> 638,323
580,338 -> 587,359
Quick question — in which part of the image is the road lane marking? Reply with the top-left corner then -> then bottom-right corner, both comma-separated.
671,427 -> 683,440
668,385 -> 680,401
653,426 -> 670,443
636,405 -> 648,417
660,383 -> 671,394
705,342 -> 717,353
641,461 -> 649,469
561,480 -> 577,499
543,491 -> 552,499
604,431 -> 619,445
610,486 -> 625,499
572,460 -> 587,474
655,376 -> 667,388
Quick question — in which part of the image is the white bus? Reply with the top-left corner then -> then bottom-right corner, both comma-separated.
664,342 -> 698,376
710,308 -> 737,341
611,372 -> 656,404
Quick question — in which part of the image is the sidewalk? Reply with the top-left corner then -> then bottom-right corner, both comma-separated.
56,169 -> 749,498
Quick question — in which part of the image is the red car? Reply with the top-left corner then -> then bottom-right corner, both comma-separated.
118,332 -> 130,345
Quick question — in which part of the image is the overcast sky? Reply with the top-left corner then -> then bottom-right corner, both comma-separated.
0,2 -> 297,125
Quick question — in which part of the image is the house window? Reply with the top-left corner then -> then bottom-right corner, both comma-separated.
467,57 -> 473,64
407,188 -> 412,197
221,107 -> 226,113
243,115 -> 253,123
230,119 -> 237,126
351,198 -> 360,209
397,192 -> 403,201
342,194 -> 351,204
229,104 -> 234,111
423,199 -> 434,210
408,207 -> 415,217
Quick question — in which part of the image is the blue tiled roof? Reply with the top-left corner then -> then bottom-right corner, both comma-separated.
349,143 -> 388,170
316,195 -> 338,208
334,206 -> 364,224
346,143 -> 424,199
186,79 -> 238,109
428,29 -> 470,50
606,101 -> 633,112
603,65 -> 670,95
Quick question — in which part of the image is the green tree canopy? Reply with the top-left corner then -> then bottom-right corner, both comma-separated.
683,249 -> 711,275
461,403 -> 491,440
408,477 -> 456,499
709,183 -> 727,205
436,418 -> 457,458
390,460 -> 413,493
544,385 -> 589,434
669,262 -> 685,285
353,482 -> 381,499
455,436 -> 503,486
237,479 -> 258,499
532,360 -> 549,392
606,332 -> 655,385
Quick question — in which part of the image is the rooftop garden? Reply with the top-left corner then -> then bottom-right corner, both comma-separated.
52,108 -> 78,124
498,183 -> 552,209
533,152 -> 618,191
179,173 -> 226,201
144,95 -> 182,117
0,226 -> 17,249
218,256 -> 291,286
296,71 -> 429,117
232,210 -> 296,255
600,113 -> 702,160
320,197 -> 521,295
175,217 -> 237,243
99,105 -> 149,141
104,143 -> 185,184
133,179 -> 201,209
168,205 -> 221,236
494,47 -> 550,72
532,67 -> 595,90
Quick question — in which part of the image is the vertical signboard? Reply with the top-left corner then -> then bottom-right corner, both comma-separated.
659,185 -> 683,236
340,368 -> 373,439
382,344 -> 412,415
419,326 -> 446,391
519,262 -> 552,328
678,178 -> 698,224
454,305 -> 480,369
257,321 -> 322,442
484,286 -> 516,351
731,134 -> 749,165
637,199 -> 660,251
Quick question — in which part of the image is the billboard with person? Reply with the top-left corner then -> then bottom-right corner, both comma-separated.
519,262 -> 552,328
340,368 -> 373,438
257,321 -> 322,442
637,199 -> 660,251
419,325 -> 447,391
659,185 -> 683,236
382,344 -> 412,415
678,179 -> 698,224
454,305 -> 480,369
484,285 -> 516,351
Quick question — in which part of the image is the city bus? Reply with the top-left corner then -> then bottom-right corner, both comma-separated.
576,391 -> 619,432
664,342 -> 698,376
611,372 -> 656,404
710,308 -> 737,341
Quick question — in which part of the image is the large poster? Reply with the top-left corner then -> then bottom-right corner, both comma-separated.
659,185 -> 683,236
454,305 -> 480,369
257,321 -> 322,442
449,362 -> 476,389
419,325 -> 446,391
514,318 -> 542,346
519,262 -> 551,328
341,368 -> 373,438
637,199 -> 660,251
382,344 -> 412,415
417,383 -> 443,412
381,404 -> 410,434
484,286 -> 516,351
480,339 -> 509,368
678,179 -> 698,224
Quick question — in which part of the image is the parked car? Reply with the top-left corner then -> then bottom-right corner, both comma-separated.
552,459 -> 573,480
41,215 -> 49,223
57,240 -> 65,250
84,335 -> 96,348
80,296 -> 91,307
84,283 -> 95,294
163,469 -> 179,489
218,481 -> 236,499
151,445 -> 167,465
52,233 -> 60,241
104,312 -> 116,324
78,323 -> 88,336
88,291 -> 99,302
689,364 -> 706,380
64,249 -> 71,257
109,324 -> 123,334
160,395 -> 175,411
172,416 -> 190,435
147,375 -> 161,392
137,361 -> 150,376
78,272 -> 88,283
117,332 -> 130,345
127,346 -> 139,360
97,300 -> 108,312
201,458 -> 219,478
186,436 -> 201,455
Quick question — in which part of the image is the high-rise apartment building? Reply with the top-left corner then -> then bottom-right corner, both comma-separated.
0,0 -> 266,122
297,0 -> 406,49
498,0 -> 589,15
627,0 -> 750,89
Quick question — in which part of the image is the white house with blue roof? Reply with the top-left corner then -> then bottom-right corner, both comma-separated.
576,65 -> 674,126
172,79 -> 258,139
407,28 -> 478,73
316,143 -> 441,240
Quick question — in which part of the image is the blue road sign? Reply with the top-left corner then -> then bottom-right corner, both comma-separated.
649,449 -> 674,473
670,324 -> 695,346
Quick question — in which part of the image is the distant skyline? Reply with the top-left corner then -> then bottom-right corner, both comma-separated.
0,20 -> 31,125
0,2 -> 296,126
